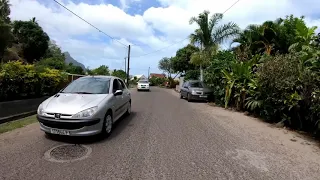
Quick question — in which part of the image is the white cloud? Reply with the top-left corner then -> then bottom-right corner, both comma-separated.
120,0 -> 142,10
9,0 -> 320,76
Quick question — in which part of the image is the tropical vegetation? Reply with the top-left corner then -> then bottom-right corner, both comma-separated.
158,11 -> 320,136
0,1 -> 125,101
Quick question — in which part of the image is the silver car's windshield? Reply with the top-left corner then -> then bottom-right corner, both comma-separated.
61,77 -> 110,94
189,81 -> 205,88
138,80 -> 149,83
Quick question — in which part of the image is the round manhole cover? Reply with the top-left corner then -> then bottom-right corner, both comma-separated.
44,144 -> 92,163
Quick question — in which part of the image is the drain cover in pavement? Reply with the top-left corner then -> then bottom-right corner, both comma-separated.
44,144 -> 92,163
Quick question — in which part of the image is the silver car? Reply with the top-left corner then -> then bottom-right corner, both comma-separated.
180,80 -> 213,102
36,76 -> 131,137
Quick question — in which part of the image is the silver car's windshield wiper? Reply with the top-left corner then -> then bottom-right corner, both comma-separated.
73,92 -> 94,94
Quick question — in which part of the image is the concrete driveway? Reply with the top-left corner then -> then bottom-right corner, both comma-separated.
0,87 -> 319,180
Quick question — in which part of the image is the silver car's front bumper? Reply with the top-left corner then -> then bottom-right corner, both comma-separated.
137,86 -> 150,90
37,115 -> 103,136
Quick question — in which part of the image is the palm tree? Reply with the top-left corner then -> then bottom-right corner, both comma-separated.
0,0 -> 10,23
189,11 -> 239,81
233,19 -> 284,56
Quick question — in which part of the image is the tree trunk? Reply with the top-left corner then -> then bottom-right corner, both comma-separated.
200,44 -> 204,81
200,64 -> 203,81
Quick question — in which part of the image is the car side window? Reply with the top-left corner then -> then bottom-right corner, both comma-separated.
112,79 -> 120,93
118,79 -> 127,90
117,79 -> 124,90
184,82 -> 188,88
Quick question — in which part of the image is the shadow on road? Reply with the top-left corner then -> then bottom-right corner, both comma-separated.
45,112 -> 137,144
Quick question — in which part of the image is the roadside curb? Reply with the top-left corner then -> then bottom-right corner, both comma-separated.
0,111 -> 37,124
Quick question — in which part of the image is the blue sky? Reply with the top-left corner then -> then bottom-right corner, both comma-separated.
9,0 -> 320,76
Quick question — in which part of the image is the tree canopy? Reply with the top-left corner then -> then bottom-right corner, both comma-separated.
158,57 -> 173,77
171,44 -> 199,73
12,19 -> 50,63
91,65 -> 110,75
112,69 -> 127,80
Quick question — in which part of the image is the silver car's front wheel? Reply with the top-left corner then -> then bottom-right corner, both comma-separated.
102,113 -> 113,136
105,114 -> 113,134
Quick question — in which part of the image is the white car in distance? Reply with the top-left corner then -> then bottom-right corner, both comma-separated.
137,79 -> 150,91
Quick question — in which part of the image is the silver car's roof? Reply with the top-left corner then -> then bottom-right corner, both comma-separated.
78,75 -> 119,79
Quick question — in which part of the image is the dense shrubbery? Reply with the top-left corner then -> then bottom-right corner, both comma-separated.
149,76 -> 166,86
204,51 -> 320,133
0,61 -> 67,101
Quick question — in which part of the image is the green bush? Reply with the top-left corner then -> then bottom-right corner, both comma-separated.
149,77 -> 166,86
204,51 -> 236,105
257,53 -> 320,131
0,61 -> 67,101
184,70 -> 200,80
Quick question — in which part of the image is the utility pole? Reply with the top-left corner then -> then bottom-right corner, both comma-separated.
148,67 -> 150,80
126,45 -> 131,86
124,57 -> 127,74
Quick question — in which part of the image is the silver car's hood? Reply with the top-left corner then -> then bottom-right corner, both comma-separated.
43,93 -> 111,114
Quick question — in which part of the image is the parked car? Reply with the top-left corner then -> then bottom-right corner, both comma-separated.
180,80 -> 213,102
36,76 -> 131,137
137,79 -> 150,91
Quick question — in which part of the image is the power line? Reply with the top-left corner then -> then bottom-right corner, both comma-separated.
53,0 -> 129,48
222,0 -> 241,14
131,37 -> 189,58
131,0 -> 242,58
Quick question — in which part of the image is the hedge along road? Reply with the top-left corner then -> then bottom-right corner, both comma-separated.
0,87 -> 320,180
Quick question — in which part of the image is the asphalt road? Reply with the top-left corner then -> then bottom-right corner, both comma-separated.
0,87 -> 320,180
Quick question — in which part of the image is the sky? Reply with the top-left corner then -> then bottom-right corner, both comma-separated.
9,0 -> 320,76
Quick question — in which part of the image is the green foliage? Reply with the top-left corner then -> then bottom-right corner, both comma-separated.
0,0 -> 11,23
12,19 -> 50,63
36,57 -> 66,71
184,70 -> 200,80
158,57 -> 173,77
91,65 -> 110,75
189,10 -> 239,68
257,53 -> 320,131
221,57 -> 256,109
0,61 -> 67,101
112,69 -> 127,80
44,41 -> 65,61
149,76 -> 166,86
204,51 -> 235,104
0,18 -> 13,59
171,44 -> 199,73
66,63 -> 85,75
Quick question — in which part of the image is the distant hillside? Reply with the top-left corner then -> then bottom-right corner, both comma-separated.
64,52 -> 85,70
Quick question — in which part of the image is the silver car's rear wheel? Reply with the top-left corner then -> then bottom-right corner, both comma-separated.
126,102 -> 131,115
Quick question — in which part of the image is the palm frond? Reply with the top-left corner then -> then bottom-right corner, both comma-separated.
212,22 -> 240,44
209,13 -> 223,33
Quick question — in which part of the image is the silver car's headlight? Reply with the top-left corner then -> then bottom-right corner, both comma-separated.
72,106 -> 98,119
191,90 -> 197,95
37,103 -> 45,116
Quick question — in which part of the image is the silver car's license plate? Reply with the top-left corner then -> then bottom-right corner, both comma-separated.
200,95 -> 207,98
50,128 -> 70,135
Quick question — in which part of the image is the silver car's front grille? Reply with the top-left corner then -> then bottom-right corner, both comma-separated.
45,113 -> 73,119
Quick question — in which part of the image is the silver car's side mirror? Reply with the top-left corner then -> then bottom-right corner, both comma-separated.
114,90 -> 123,96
